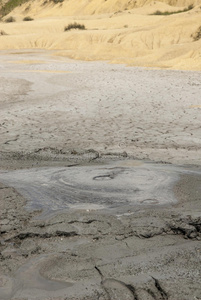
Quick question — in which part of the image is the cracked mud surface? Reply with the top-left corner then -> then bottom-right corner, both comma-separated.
0,159 -> 201,300
1,50 -> 201,166
0,51 -> 201,300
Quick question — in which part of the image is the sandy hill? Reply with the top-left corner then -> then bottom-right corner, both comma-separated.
0,0 -> 201,70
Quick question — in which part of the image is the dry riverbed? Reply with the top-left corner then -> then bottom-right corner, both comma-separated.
0,50 -> 201,300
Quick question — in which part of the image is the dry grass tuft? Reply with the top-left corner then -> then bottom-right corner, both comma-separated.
0,30 -> 7,35
23,16 -> 33,21
4,16 -> 15,22
192,26 -> 201,41
64,22 -> 86,31
151,5 -> 193,16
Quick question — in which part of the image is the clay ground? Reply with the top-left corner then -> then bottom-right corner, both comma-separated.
0,51 -> 201,300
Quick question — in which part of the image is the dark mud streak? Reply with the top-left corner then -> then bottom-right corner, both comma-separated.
93,175 -> 114,180
68,219 -> 103,225
89,150 -> 99,161
94,267 -> 138,300
94,266 -> 111,300
2,216 -> 200,244
152,277 -> 168,300
6,230 -> 78,241
170,226 -> 188,236
125,284 -> 139,300
95,266 -> 104,279
4,137 -> 19,145
189,219 -> 201,233
168,217 -> 201,239
147,288 -> 157,299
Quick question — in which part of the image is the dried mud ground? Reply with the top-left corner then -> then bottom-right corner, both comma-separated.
0,50 -> 201,300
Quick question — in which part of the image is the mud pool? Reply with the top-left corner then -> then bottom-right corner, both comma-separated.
0,160 -> 201,219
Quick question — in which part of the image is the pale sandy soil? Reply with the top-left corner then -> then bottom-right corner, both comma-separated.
0,0 -> 201,70
0,51 -> 201,300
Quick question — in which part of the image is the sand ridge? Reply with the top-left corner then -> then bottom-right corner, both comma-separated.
0,0 -> 201,69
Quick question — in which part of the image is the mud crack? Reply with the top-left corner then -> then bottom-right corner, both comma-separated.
152,277 -> 168,300
95,265 -> 104,279
124,284 -> 139,300
68,219 -> 105,225
5,230 -> 78,242
94,265 -> 139,300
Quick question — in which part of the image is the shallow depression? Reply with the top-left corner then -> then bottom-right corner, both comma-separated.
0,160 -> 199,218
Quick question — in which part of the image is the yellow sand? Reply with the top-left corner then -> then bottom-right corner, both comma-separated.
0,0 -> 201,70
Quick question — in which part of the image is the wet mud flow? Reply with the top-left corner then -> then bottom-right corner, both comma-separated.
0,160 -> 201,299
0,160 -> 198,218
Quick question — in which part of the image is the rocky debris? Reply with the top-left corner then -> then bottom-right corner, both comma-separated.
168,216 -> 201,239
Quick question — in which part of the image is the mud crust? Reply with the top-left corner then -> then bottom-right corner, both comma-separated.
0,157 -> 201,300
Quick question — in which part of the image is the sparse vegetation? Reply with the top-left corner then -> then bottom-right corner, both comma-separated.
23,16 -> 33,21
0,0 -> 29,17
0,29 -> 7,35
151,5 -> 193,16
42,0 -> 48,5
4,16 -> 15,22
24,4 -> 31,12
64,22 -> 86,31
192,26 -> 201,41
51,0 -> 64,3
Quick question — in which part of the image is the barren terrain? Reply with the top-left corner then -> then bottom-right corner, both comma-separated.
0,0 -> 201,70
0,51 -> 201,300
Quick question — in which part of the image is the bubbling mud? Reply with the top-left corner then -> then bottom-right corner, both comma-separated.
1,160 -> 199,219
